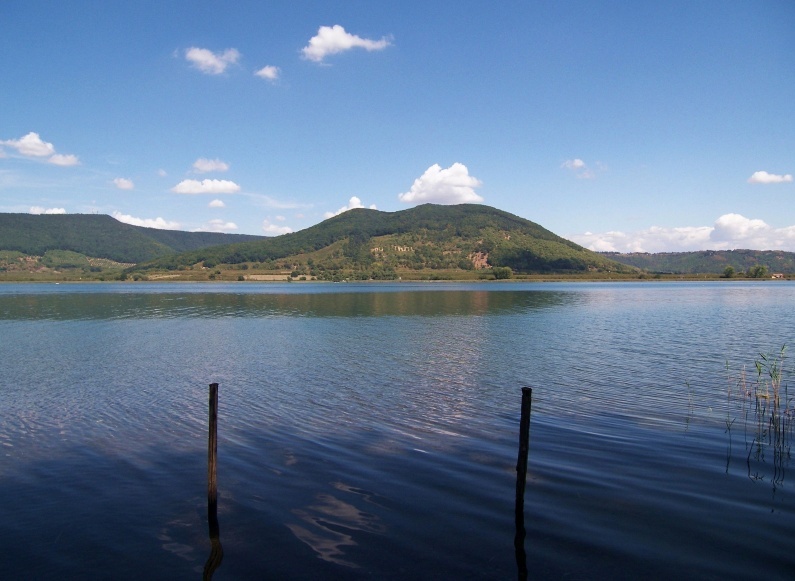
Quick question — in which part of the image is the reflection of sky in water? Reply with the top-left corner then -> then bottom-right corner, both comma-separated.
1,282 -> 794,578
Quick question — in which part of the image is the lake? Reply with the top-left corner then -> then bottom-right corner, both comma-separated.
1,281 -> 793,579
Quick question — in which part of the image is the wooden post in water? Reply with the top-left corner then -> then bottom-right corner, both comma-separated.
208,382 -> 219,507
514,386 -> 532,581
204,382 -> 223,580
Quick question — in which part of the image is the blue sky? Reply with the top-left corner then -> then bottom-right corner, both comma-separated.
1,1 -> 793,252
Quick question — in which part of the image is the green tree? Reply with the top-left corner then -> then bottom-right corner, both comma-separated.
721,266 -> 735,278
746,264 -> 768,278
493,266 -> 513,279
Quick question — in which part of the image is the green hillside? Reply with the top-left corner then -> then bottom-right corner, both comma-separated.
138,204 -> 633,277
0,213 -> 265,263
603,250 -> 795,275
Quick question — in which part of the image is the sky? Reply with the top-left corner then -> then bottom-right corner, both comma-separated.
1,1 -> 793,252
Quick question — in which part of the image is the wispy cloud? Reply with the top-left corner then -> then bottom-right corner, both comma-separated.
198,219 -> 238,233
568,213 -> 795,252
324,196 -> 376,219
171,179 -> 240,194
185,47 -> 241,74
1,132 -> 79,166
209,199 -> 226,208
561,158 -> 600,179
747,170 -> 793,184
112,211 -> 181,230
113,177 -> 134,190
398,163 -> 483,205
262,217 -> 293,235
301,25 -> 391,63
192,157 -> 229,173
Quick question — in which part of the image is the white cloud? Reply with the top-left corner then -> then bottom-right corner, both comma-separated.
113,177 -> 134,190
324,196 -> 377,218
112,211 -> 181,230
192,157 -> 229,173
171,179 -> 241,194
398,163 -> 483,205
747,170 -> 793,184
157,169 -> 168,177
562,158 -> 585,170
301,25 -> 391,63
254,65 -> 280,80
562,158 -> 598,179
569,213 -> 795,253
3,132 -> 55,156
185,47 -> 241,75
209,199 -> 226,208
199,219 -> 238,233
2,132 -> 78,165
262,218 -> 293,235
29,206 -> 66,215
48,153 -> 80,166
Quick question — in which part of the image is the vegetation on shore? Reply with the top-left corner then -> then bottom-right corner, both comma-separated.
1,206 -> 793,282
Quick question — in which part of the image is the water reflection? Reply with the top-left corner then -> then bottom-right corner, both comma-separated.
0,287 -> 577,320
286,482 -> 386,568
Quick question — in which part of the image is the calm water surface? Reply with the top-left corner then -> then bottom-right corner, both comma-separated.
1,281 -> 793,579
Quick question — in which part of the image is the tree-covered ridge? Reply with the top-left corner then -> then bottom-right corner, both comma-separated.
603,249 -> 795,275
138,204 -> 632,275
0,214 -> 265,263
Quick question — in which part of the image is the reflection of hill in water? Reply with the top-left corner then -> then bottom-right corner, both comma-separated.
0,288 -> 578,320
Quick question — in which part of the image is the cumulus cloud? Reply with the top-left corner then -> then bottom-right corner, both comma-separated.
2,132 -> 79,165
398,163 -> 483,205
3,132 -> 55,156
185,47 -> 241,74
209,199 -> 226,208
192,157 -> 229,173
301,25 -> 391,63
747,170 -> 793,184
262,218 -> 293,235
568,213 -> 795,253
199,219 -> 238,233
29,206 -> 66,215
324,196 -> 377,218
112,211 -> 181,230
48,154 -> 80,166
171,179 -> 241,194
113,177 -> 134,190
254,65 -> 280,81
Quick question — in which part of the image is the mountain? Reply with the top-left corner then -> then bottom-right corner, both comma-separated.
137,204 -> 633,276
603,250 -> 795,274
0,213 -> 265,263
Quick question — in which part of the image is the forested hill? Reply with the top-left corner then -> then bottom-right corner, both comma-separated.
603,250 -> 795,274
0,213 -> 265,263
138,203 -> 633,275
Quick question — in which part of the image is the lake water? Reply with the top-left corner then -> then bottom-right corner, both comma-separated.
1,281 -> 793,580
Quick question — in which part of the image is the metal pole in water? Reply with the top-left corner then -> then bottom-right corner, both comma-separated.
514,386 -> 532,581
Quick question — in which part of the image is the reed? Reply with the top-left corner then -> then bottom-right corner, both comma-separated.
725,346 -> 793,487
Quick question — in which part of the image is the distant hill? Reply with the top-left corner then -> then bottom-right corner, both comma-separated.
138,204 -> 633,276
603,250 -> 795,274
0,214 -> 265,263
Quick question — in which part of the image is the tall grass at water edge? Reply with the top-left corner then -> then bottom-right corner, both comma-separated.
723,346 -> 794,488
